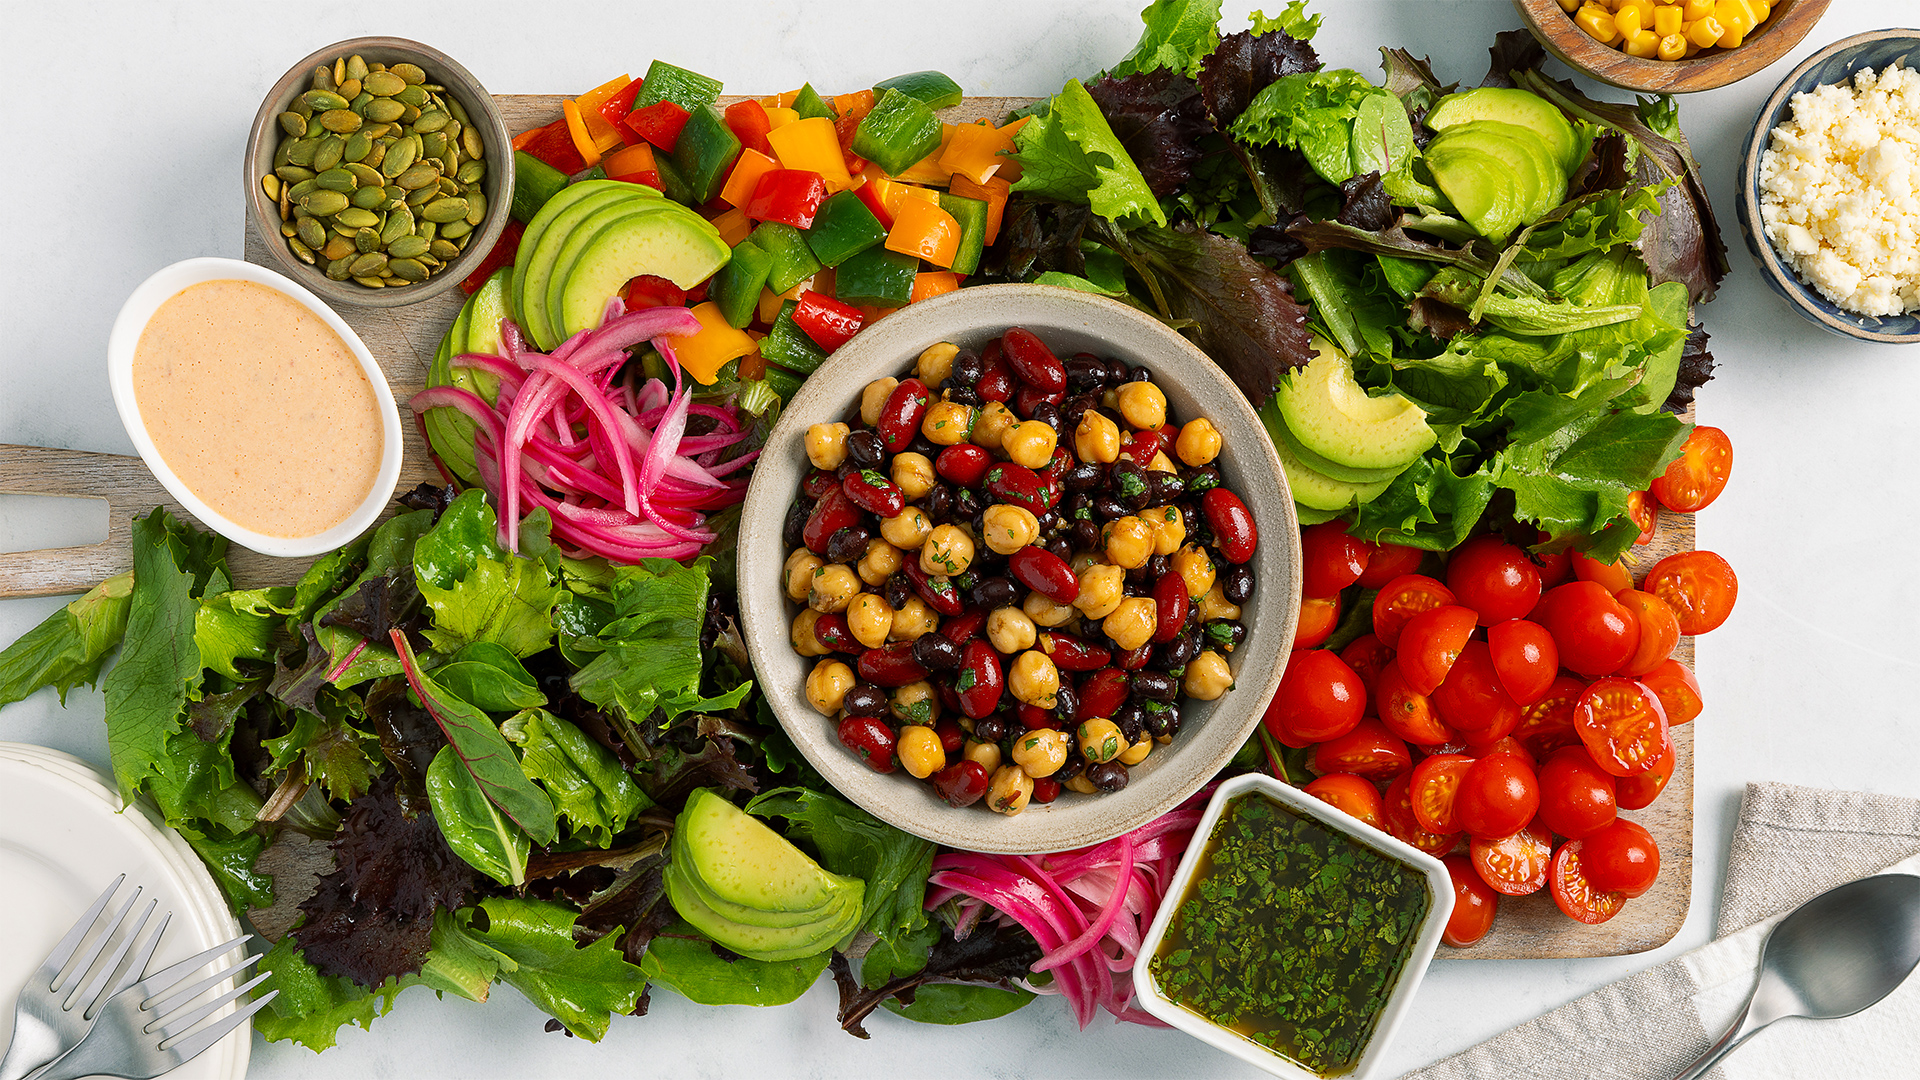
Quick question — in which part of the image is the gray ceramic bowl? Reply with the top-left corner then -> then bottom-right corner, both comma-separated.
1737,29 -> 1920,343
245,36 -> 513,309
738,285 -> 1301,855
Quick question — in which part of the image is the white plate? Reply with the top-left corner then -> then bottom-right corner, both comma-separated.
0,743 -> 249,1080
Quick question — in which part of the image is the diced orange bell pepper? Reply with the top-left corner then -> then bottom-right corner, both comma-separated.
885,201 -> 962,269
575,75 -> 632,113
602,142 -> 660,189
720,149 -> 780,209
708,206 -> 754,247
856,304 -> 900,324
738,337 -> 767,381
770,89 -> 803,109
868,175 -> 940,220
832,89 -> 878,124
573,76 -> 634,151
562,100 -> 604,167
893,123 -> 959,185
910,271 -> 961,303
940,121 -> 1018,185
766,117 -> 853,190
676,302 -> 758,385
995,116 -> 1031,183
947,173 -> 1011,245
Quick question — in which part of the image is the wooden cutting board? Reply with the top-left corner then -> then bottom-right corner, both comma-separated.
0,92 -> 1694,960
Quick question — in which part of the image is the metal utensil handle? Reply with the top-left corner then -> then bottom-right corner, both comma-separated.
1673,996 -> 1765,1080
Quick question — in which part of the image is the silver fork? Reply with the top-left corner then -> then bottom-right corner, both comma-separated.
28,936 -> 275,1080
0,876 -> 162,1080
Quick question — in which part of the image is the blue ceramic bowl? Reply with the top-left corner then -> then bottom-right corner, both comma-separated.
1737,29 -> 1920,344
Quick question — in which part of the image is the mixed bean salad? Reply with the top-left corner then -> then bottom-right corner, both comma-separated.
782,327 -> 1259,814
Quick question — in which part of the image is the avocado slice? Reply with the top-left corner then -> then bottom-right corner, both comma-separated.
511,180 -> 626,325
1266,404 -> 1407,484
1295,503 -> 1347,525
554,208 -> 729,343
1273,423 -> 1396,512
1427,87 -> 1582,177
665,860 -> 857,962
423,269 -> 511,485
540,200 -> 684,343
1426,122 -> 1565,243
1273,338 -> 1435,473
462,269 -> 513,358
516,186 -> 665,349
668,821 -> 858,930
676,788 -> 862,913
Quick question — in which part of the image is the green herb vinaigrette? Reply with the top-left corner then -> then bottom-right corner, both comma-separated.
1149,793 -> 1430,1075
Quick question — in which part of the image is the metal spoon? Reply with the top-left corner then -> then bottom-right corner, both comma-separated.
1674,872 -> 1920,1080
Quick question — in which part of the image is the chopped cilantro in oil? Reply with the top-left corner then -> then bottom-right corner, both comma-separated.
1148,793 -> 1430,1075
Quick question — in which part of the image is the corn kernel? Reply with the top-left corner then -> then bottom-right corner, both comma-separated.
1558,0 -> 1581,10
1687,16 -> 1724,46
1624,28 -> 1660,56
1615,5 -> 1644,35
1576,6 -> 1617,42
1715,0 -> 1756,34
1750,0 -> 1770,20
1654,5 -> 1683,34
1622,0 -> 1656,23
1718,21 -> 1746,47
1657,31 -> 1688,59
1682,0 -> 1714,19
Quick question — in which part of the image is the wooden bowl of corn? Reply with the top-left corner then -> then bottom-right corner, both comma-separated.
1512,0 -> 1832,92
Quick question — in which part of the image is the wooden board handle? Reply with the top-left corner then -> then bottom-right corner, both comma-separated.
0,445 -> 185,598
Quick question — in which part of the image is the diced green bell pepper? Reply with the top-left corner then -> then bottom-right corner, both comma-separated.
751,222 -> 823,294
711,239 -> 774,329
936,192 -> 988,276
760,300 -> 829,374
635,61 -> 722,111
873,71 -> 963,110
852,89 -> 943,177
804,191 -> 888,268
792,83 -> 837,121
763,363 -> 805,403
835,246 -> 918,307
672,104 -> 742,205
510,151 -> 571,223
652,150 -> 696,206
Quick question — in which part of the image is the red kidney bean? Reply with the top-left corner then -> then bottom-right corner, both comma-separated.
932,760 -> 990,807
1043,445 -> 1074,484
1030,776 -> 1061,804
813,613 -> 864,655
936,682 -> 962,715
956,639 -> 1005,719
1009,546 -> 1079,605
1115,643 -> 1153,670
1001,328 -> 1067,393
838,715 -> 897,773
1076,667 -> 1130,721
902,559 -> 964,616
1017,703 -> 1059,730
857,642 -> 930,687
802,468 -> 840,499
1125,429 -> 1164,465
1152,573 -> 1190,644
1201,488 -> 1258,564
935,444 -> 993,487
1013,386 -> 1067,420
985,463 -> 1048,515
940,608 -> 987,643
935,720 -> 965,754
1039,631 -> 1111,672
842,469 -> 904,517
877,378 -> 933,452
1040,476 -> 1063,512
977,342 -> 1014,403
803,486 -> 862,554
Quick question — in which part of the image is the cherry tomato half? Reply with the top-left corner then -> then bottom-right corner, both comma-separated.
1639,659 -> 1703,726
1615,736 -> 1676,810
1515,675 -> 1588,758
1265,649 -> 1366,746
1358,541 -> 1424,589
1442,853 -> 1500,947
1301,521 -> 1371,598
1303,773 -> 1387,830
1534,581 -> 1640,677
1338,634 -> 1396,692
1431,640 -> 1521,741
1644,551 -> 1738,635
1581,819 -> 1660,897
1454,753 -> 1541,839
1396,605 -> 1479,695
1627,490 -> 1659,546
1372,574 -> 1455,649
1487,619 -> 1559,706
1549,839 -> 1626,924
1575,677 -> 1670,777
1410,753 -> 1475,835
1471,820 -> 1553,896
1310,718 -> 1412,782
1650,425 -> 1732,512
1295,594 -> 1341,650
1536,745 -> 1618,840
1446,535 -> 1543,625
1385,773 -> 1461,858
1614,589 -> 1680,678
1375,660 -> 1456,747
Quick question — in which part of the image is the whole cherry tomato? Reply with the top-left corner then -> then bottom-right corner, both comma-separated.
1471,820 -> 1553,896
1432,640 -> 1522,741
1338,634 -> 1396,692
1396,605 -> 1479,696
1638,659 -> 1703,725
1537,745 -> 1618,840
1462,735 -> 1534,764
1650,425 -> 1732,512
1310,718 -> 1412,782
1442,854 -> 1499,947
1486,619 -> 1559,706
1574,677 -> 1670,777
1264,650 -> 1366,745
1295,594 -> 1341,650
1358,540 -> 1424,589
1453,753 -> 1541,839
1580,819 -> 1660,897
1371,574 -> 1456,648
1549,839 -> 1626,924
1410,753 -> 1475,835
1615,737 -> 1676,810
1614,590 -> 1680,677
1534,581 -> 1640,677
1301,521 -> 1371,597
1643,551 -> 1738,635
1571,553 -> 1633,595
1304,773 -> 1387,830
1446,535 -> 1542,625
1375,661 -> 1456,747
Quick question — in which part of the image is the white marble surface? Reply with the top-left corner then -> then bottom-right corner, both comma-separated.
1,1 -> 1915,1076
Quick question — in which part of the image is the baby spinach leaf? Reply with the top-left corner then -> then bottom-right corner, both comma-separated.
502,709 -> 649,846
0,569 -> 132,707
426,745 -> 531,887
455,898 -> 649,1039
640,918 -> 829,1008
431,641 -> 546,712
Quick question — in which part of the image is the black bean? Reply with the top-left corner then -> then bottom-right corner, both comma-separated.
1130,670 -> 1178,704
1114,702 -> 1146,742
1185,465 -> 1222,493
1046,536 -> 1074,564
1124,365 -> 1152,384
1088,761 -> 1130,792
846,430 -> 885,468
924,483 -> 954,522
954,487 -> 983,519
1064,460 -> 1105,492
1142,702 -> 1170,737
1065,354 -> 1106,393
1148,470 -> 1185,504
782,501 -> 811,550
971,576 -> 1018,610
972,714 -> 1007,743
1052,683 -> 1077,722
1144,553 -> 1171,582
1030,401 -> 1062,430
912,634 -> 962,671
951,350 -> 984,386
826,526 -> 870,564
1153,628 -> 1201,671
1223,564 -> 1255,605
948,386 -> 983,407
1101,359 -> 1130,387
836,460 -> 862,481
1061,392 -> 1101,430
1111,459 -> 1150,510
843,683 -> 888,717
1070,519 -> 1101,552
908,434 -> 939,459
1123,573 -> 1150,596
885,574 -> 911,610
1093,495 -> 1129,521
1205,619 -> 1248,654
1055,756 -> 1085,785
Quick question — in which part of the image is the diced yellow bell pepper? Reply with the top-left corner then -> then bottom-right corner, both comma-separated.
940,121 -> 1019,186
562,99 -> 604,168
867,175 -> 940,220
1657,32 -> 1688,59
767,117 -> 853,191
709,206 -> 754,247
720,149 -> 780,209
676,303 -> 758,385
769,89 -> 802,109
893,124 -> 960,185
911,271 -> 962,303
764,106 -> 801,131
885,200 -> 962,269
575,74 -> 632,114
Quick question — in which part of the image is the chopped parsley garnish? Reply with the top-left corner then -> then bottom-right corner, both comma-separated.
1118,472 -> 1147,497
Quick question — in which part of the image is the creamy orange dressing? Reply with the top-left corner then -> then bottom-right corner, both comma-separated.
132,279 -> 383,539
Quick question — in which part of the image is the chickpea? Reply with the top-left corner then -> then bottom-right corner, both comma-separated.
891,680 -> 941,724
890,452 -> 936,500
964,739 -> 1002,774
897,725 -> 946,779
880,507 -> 932,549
889,597 -> 938,641
919,523 -> 975,577
857,538 -> 904,587
988,764 -> 1034,815
1008,650 -> 1060,708
807,564 -> 860,613
791,609 -> 830,657
1010,728 -> 1070,778
981,504 -> 1040,555
1073,563 -> 1125,619
1102,596 -> 1158,652
1150,506 -> 1186,556
860,377 -> 899,426
971,400 -> 1017,450
1024,590 -> 1077,628
1176,418 -> 1222,466
1103,516 -> 1154,570
1074,410 -> 1120,464
1148,450 -> 1178,473
1116,381 -> 1168,430
1173,544 -> 1217,599
805,422 -> 851,470
846,593 -> 894,648
1198,583 -> 1242,622
806,660 -> 855,715
1002,421 -> 1058,470
1077,718 -> 1125,764
987,607 -> 1037,654
1118,733 -> 1154,766
1184,650 -> 1233,700
1066,773 -> 1099,795
921,400 -> 976,445
784,548 -> 824,602
1070,550 -> 1104,575
917,341 -> 959,385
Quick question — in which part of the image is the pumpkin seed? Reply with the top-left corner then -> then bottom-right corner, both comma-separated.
302,89 -> 349,112
326,257 -> 352,280
446,96 -> 470,125
396,84 -> 429,107
273,163 -> 314,183
337,77 -> 363,102
462,126 -> 484,161
287,178 -> 319,202
350,185 -> 386,209
291,97 -> 314,120
392,62 -> 427,85
388,257 -> 430,282
261,174 -> 281,201
354,227 -> 381,253
287,137 -> 318,167
362,140 -> 387,169
444,117 -> 463,143
413,109 -> 449,133
341,131 -> 370,163
416,220 -> 438,241
344,162 -> 383,187
420,130 -> 447,160
348,252 -> 387,277
400,102 -> 422,124
318,108 -> 361,134
387,234 -> 430,259
421,197 -> 469,223
332,57 -> 347,87
272,139 -> 294,168
425,238 -> 460,261
363,70 -> 406,98
322,236 -> 355,261
363,97 -> 405,124
315,135 -> 347,172
345,54 -> 368,79
456,159 -> 486,185
288,237 -> 317,264
277,111 -> 307,138
351,91 -> 376,111
297,216 -> 327,249
279,183 -> 292,220
383,183 -> 406,207
335,207 -> 380,230
464,190 -> 487,225
299,189 -> 349,216
314,167 -> 356,193
381,208 -> 415,244
352,275 -> 386,288
393,162 -> 437,191
312,65 -> 335,92
406,185 -> 437,208
381,138 -> 419,179
280,219 -> 298,238
438,217 -> 473,240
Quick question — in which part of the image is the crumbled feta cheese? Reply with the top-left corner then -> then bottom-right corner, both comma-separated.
1759,63 -> 1920,317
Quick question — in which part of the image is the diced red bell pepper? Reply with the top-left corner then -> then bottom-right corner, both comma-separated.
625,274 -> 687,310
514,119 -> 588,176
745,169 -> 828,229
623,100 -> 691,151
598,79 -> 644,130
852,178 -> 895,229
793,290 -> 865,353
461,219 -> 525,294
724,99 -> 774,157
